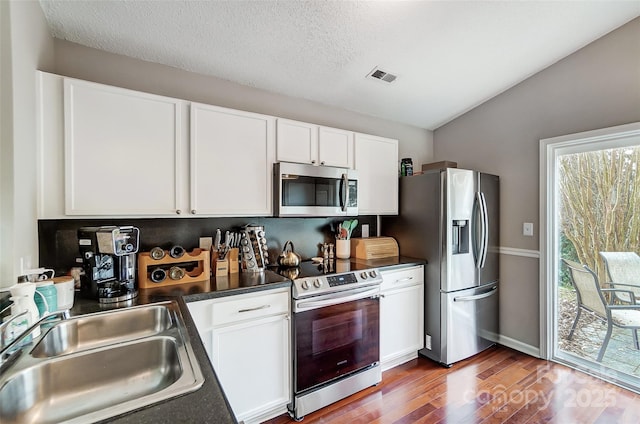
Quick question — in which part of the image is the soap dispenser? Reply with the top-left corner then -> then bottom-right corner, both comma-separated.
8,282 -> 41,338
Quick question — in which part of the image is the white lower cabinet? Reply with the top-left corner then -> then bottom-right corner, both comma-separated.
187,288 -> 291,424
380,265 -> 424,371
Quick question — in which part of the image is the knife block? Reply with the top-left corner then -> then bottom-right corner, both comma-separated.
211,248 -> 239,276
138,248 -> 210,288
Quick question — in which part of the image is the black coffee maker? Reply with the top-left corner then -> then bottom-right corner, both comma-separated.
78,226 -> 140,303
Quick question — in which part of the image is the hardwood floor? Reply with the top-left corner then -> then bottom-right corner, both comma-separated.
265,346 -> 640,424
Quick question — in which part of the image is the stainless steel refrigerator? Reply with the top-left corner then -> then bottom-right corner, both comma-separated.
383,168 -> 499,366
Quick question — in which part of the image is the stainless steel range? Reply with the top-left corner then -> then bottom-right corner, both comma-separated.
284,260 -> 383,421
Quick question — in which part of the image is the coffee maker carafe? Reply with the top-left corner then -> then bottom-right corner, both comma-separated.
78,226 -> 140,303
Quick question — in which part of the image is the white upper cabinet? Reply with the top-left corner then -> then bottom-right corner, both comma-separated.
276,119 -> 318,165
354,133 -> 399,215
63,78 -> 183,215
276,119 -> 353,168
318,126 -> 353,168
37,72 -> 399,218
190,104 -> 275,216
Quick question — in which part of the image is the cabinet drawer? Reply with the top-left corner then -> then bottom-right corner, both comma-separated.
380,265 -> 424,291
212,290 -> 289,327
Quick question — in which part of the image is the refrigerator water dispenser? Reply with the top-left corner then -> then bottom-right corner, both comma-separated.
452,220 -> 469,254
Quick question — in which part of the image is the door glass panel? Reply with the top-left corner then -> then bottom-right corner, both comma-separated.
553,143 -> 640,391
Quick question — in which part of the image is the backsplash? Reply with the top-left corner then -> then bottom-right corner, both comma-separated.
38,216 -> 377,276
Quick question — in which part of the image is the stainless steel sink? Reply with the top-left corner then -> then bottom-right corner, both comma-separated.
0,301 -> 204,424
31,303 -> 172,358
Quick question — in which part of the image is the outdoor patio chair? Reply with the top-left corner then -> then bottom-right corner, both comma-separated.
562,258 -> 640,362
600,251 -> 640,304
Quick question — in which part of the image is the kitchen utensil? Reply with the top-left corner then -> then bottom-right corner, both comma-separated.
278,240 -> 301,267
214,229 -> 222,251
347,219 -> 358,237
224,231 -> 231,247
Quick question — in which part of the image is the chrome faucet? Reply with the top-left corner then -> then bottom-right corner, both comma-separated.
0,309 -> 70,372
0,309 -> 29,350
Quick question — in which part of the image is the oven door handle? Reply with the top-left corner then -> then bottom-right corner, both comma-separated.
296,286 -> 380,311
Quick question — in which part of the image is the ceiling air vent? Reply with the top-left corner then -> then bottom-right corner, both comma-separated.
367,67 -> 397,83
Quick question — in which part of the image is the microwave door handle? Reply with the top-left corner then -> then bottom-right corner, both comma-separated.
341,173 -> 349,212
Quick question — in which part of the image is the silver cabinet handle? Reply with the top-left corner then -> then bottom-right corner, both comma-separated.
311,160 -> 316,164
191,209 -> 196,214
394,277 -> 414,284
321,161 -> 325,165
238,304 -> 271,313
176,209 -> 182,215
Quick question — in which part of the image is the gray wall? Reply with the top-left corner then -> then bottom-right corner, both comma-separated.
0,1 -> 55,286
433,18 -> 640,349
52,40 -> 433,168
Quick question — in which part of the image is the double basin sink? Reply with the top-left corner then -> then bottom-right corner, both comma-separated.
0,301 -> 204,423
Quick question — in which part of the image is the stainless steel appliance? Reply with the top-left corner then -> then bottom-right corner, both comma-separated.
287,260 -> 382,420
383,168 -> 499,366
274,162 -> 358,217
77,226 -> 140,303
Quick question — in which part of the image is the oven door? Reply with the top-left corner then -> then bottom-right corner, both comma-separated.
293,292 -> 379,393
274,162 -> 358,217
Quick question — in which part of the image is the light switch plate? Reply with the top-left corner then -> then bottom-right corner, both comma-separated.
523,222 -> 534,237
361,224 -> 370,238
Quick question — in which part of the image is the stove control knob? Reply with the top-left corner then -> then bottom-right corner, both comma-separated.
360,272 -> 368,279
301,280 -> 309,290
369,271 -> 377,278
313,279 -> 321,288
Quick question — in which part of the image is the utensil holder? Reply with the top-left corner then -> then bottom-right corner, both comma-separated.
336,239 -> 351,259
138,248 -> 210,288
211,247 -> 239,276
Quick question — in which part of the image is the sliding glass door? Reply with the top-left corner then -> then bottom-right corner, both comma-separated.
541,123 -> 640,393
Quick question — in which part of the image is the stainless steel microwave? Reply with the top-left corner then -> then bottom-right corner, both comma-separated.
274,162 -> 358,217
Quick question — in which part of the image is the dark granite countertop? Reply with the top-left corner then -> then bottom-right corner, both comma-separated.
65,270 -> 290,424
1,257 -> 425,423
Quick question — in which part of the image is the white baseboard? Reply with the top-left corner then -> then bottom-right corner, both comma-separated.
498,334 -> 541,358
381,350 -> 419,372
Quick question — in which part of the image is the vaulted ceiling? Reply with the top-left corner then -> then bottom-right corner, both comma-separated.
39,1 -> 639,130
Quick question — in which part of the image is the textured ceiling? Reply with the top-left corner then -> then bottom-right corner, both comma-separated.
38,1 -> 639,130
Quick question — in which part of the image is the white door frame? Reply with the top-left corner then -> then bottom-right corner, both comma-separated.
539,122 -> 640,362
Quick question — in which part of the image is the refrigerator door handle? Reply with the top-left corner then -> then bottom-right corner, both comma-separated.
479,192 -> 489,268
453,286 -> 497,302
473,192 -> 486,268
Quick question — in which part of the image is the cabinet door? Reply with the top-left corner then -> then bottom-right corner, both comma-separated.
211,315 -> 290,422
380,283 -> 423,369
354,133 -> 398,214
64,79 -> 183,215
191,104 -> 275,216
318,126 -> 353,168
276,119 -> 318,165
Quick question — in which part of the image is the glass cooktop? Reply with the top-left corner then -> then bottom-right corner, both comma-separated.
270,259 -> 373,280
